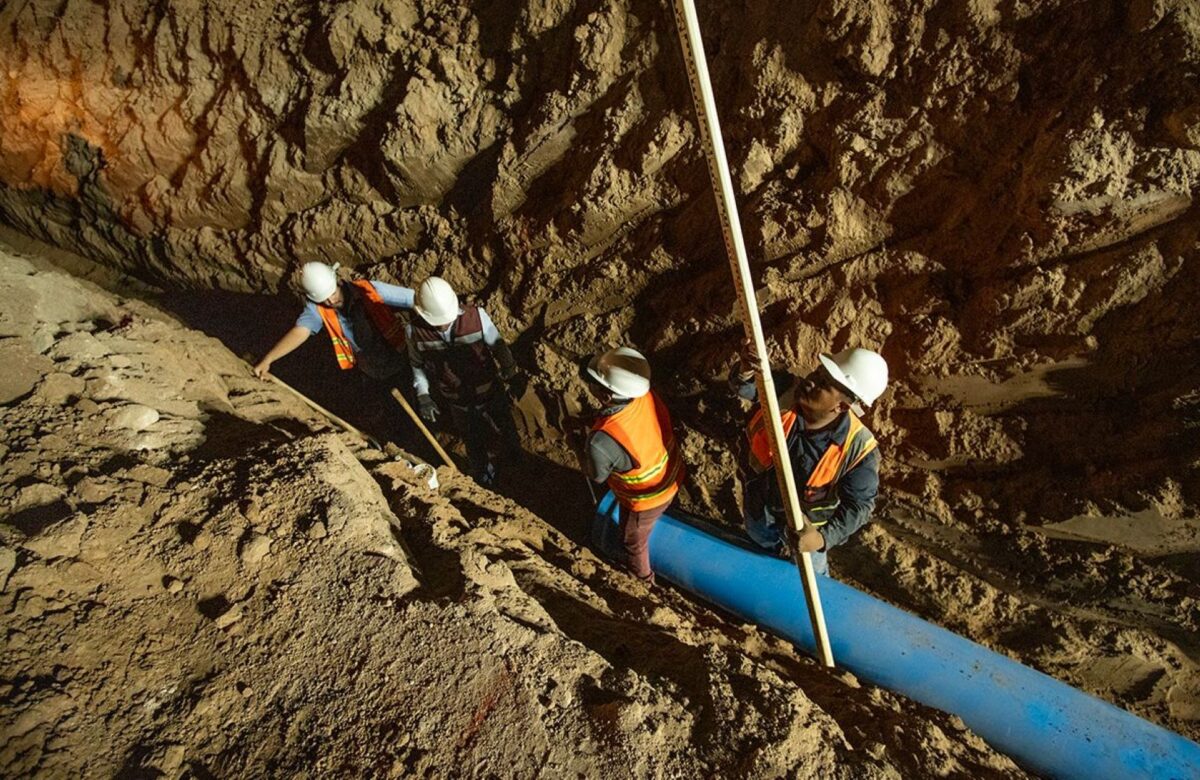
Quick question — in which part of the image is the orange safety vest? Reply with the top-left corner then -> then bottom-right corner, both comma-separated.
317,280 -> 408,370
591,391 -> 685,512
745,407 -> 877,525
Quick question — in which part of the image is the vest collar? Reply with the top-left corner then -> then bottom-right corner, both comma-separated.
598,398 -> 632,418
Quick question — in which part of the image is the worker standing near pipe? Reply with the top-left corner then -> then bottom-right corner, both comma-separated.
253,261 -> 413,383
406,276 -> 524,486
736,348 -> 888,575
582,347 -> 685,585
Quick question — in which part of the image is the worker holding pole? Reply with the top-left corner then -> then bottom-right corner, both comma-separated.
736,349 -> 888,575
669,0 -> 841,664
406,276 -> 525,486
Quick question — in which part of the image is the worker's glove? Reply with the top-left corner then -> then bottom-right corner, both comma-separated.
417,394 -> 439,425
780,520 -> 799,556
729,370 -> 757,402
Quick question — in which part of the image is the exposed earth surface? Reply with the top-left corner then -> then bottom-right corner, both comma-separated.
2,0 -> 1199,775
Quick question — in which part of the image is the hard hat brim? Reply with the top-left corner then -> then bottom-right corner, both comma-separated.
585,355 -> 617,394
818,353 -> 865,415
585,354 -> 649,399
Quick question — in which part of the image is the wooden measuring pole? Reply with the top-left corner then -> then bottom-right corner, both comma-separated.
670,0 -> 835,667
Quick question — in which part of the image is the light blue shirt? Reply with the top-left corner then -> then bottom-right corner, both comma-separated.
296,280 -> 414,353
406,307 -> 500,396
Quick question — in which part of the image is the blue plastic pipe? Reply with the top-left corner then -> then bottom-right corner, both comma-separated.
595,492 -> 1200,779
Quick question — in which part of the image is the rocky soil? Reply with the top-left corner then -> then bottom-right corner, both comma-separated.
2,0 -> 1200,774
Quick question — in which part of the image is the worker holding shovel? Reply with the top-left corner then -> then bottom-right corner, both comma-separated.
406,276 -> 525,486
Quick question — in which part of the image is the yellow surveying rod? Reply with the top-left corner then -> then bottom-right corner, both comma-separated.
669,0 -> 835,666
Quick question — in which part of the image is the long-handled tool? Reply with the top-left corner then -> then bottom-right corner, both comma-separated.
389,389 -> 458,472
670,0 -> 835,667
578,451 -> 599,507
255,367 -> 382,448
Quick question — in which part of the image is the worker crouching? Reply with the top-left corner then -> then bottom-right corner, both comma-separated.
583,347 -> 685,585
407,276 -> 523,486
738,348 -> 887,575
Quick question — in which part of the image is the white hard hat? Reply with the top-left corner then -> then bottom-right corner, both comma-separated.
414,276 -> 460,327
301,261 -> 339,303
587,347 -> 651,399
818,347 -> 888,414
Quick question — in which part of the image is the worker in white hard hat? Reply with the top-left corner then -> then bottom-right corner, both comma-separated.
736,347 -> 888,575
580,347 -> 685,585
406,276 -> 524,486
253,261 -> 415,382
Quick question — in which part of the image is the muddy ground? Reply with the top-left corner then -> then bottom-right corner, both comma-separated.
1,0 -> 1199,775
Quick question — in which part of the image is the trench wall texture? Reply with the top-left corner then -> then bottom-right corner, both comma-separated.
2,0 -> 1200,518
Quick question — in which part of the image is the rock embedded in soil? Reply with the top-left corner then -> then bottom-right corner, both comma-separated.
0,547 -> 16,592
238,533 -> 272,565
108,404 -> 160,432
212,604 -> 243,630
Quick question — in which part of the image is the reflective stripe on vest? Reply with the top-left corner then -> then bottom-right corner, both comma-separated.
592,391 -> 684,512
745,408 -> 877,525
316,280 -> 407,370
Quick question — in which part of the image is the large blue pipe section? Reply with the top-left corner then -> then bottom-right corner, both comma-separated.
595,493 -> 1200,779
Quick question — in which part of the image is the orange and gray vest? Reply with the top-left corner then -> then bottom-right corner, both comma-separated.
409,304 -> 495,403
316,280 -> 408,370
745,407 -> 877,526
591,391 -> 685,512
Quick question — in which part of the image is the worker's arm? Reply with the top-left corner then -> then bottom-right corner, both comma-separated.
491,340 -> 518,377
477,307 -> 517,374
477,307 -> 502,347
370,281 -> 416,309
812,449 -> 880,550
584,430 -> 632,483
406,323 -> 431,396
478,307 -> 522,388
254,326 -> 313,378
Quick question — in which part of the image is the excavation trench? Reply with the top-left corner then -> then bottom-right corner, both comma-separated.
3,0 -> 1200,773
